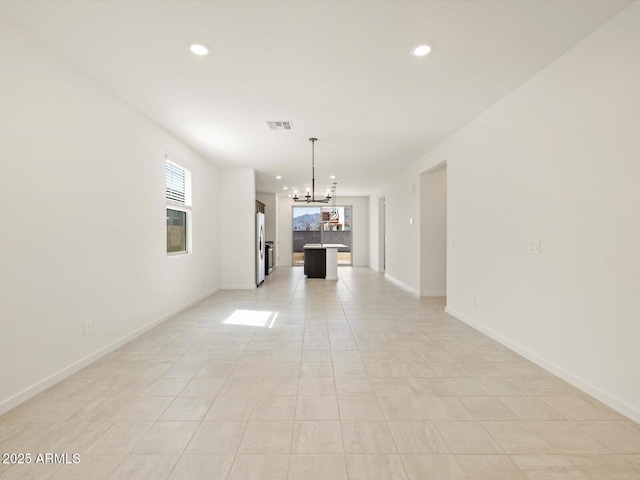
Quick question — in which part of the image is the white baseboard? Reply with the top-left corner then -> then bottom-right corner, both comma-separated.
420,291 -> 446,297
444,306 -> 640,424
385,274 -> 419,296
0,287 -> 220,416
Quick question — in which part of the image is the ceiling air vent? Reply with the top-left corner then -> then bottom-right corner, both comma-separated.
266,121 -> 293,131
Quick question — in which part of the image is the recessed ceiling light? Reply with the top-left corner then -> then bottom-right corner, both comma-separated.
283,186 -> 288,190
329,175 -> 336,179
190,43 -> 210,56
275,175 -> 283,179
411,44 -> 432,57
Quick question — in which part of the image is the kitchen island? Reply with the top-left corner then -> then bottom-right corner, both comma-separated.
303,244 -> 347,280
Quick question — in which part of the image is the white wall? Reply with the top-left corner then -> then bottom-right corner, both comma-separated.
375,170 -> 422,294
256,191 -> 276,243
220,168 -> 256,288
0,17 -> 220,413
371,2 -> 640,421
420,164 -> 447,296
369,196 -> 381,272
277,196 -> 369,267
349,196 -> 370,267
275,196 -> 291,269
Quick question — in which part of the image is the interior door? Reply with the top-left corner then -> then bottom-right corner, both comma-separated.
257,212 -> 265,285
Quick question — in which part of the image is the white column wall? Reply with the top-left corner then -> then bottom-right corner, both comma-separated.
219,168 -> 256,289
275,195 -> 290,268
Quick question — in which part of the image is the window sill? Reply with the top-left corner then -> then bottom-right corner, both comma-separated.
167,251 -> 191,258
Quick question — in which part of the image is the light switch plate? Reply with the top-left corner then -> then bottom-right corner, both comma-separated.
529,239 -> 540,255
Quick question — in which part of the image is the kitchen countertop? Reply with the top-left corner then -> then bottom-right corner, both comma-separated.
303,244 -> 348,249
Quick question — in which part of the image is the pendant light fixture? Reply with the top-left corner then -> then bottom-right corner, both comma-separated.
293,138 -> 333,203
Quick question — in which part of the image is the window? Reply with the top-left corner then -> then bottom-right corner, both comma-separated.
292,205 -> 352,265
165,157 -> 192,255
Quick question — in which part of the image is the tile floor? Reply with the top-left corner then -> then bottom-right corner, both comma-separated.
1,267 -> 640,479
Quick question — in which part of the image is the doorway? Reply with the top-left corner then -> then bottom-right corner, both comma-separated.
419,163 -> 447,296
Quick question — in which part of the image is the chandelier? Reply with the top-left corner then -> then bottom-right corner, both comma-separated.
293,138 -> 335,203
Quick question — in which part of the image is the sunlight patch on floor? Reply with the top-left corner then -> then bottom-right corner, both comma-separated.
223,309 -> 278,327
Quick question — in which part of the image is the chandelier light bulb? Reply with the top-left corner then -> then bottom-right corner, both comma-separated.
292,138 -> 335,204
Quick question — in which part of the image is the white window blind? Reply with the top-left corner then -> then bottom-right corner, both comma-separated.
165,159 -> 191,206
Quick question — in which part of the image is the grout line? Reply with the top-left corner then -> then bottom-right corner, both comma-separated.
3,267 -> 639,480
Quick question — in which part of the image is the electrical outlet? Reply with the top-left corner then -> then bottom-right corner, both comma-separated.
529,239 -> 540,255
84,319 -> 93,336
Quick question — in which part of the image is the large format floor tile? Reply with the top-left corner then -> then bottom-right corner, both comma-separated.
1,267 -> 639,479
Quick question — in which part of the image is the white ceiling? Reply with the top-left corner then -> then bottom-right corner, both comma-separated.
1,0 -> 631,196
